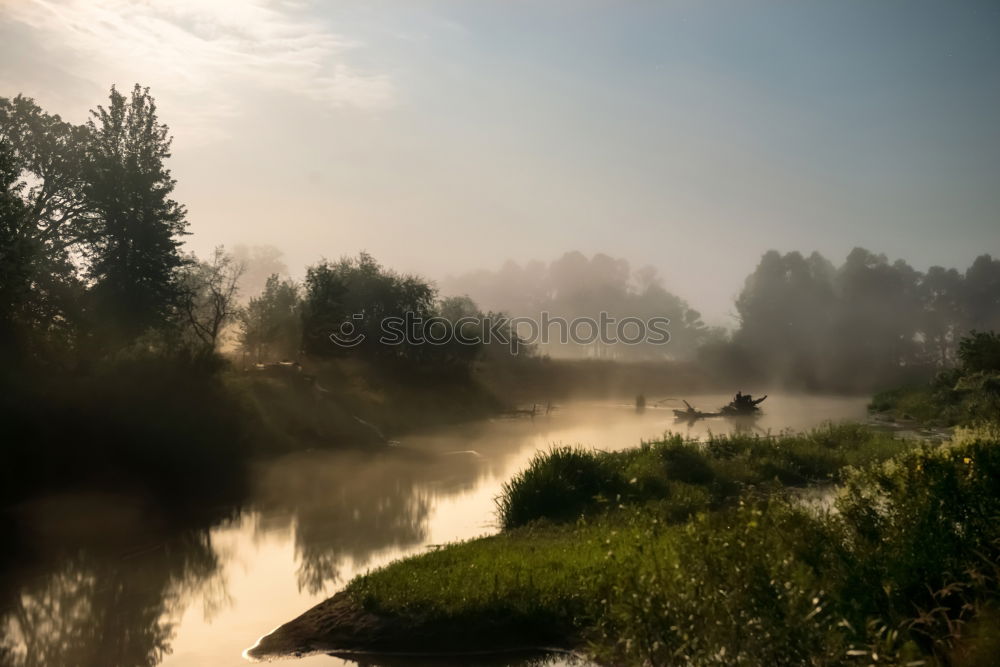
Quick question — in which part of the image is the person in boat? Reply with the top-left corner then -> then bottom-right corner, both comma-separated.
730,392 -> 767,411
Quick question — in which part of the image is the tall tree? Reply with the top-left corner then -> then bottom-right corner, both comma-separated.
0,95 -> 89,361
84,84 -> 187,342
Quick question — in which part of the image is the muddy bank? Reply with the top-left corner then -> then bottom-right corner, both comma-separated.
246,591 -> 573,661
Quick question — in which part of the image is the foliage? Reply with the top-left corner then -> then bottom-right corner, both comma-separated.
350,437 -> 1000,666
177,245 -> 245,351
497,423 -> 910,529
301,252 -> 435,359
84,84 -> 188,342
959,330 -> 1000,373
723,248 -> 1000,391
301,252 -> 511,372
0,349 -> 250,509
238,273 -> 302,362
869,331 -> 1000,426
0,96 -> 89,362
440,251 -> 718,361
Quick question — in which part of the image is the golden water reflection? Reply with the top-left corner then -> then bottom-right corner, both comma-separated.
0,395 -> 867,667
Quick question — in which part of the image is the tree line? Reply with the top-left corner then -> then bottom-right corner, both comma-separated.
703,247 -> 1000,391
439,251 -> 719,360
4,85 -> 997,393
0,86 -> 511,377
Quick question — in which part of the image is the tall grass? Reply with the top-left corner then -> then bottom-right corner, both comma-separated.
497,423 -> 911,530
350,436 -> 1000,665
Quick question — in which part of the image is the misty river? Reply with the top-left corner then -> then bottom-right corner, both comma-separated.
2,395 -> 867,667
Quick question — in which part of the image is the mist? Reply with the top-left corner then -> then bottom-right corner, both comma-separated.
3,2 -> 1000,666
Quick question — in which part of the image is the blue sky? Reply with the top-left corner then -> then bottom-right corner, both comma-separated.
2,0 -> 998,323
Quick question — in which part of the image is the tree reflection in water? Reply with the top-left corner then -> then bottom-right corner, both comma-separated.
0,417 -> 537,666
252,446 -> 486,594
0,497 -> 226,667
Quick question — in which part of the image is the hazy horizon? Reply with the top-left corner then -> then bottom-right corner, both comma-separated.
3,0 -> 998,324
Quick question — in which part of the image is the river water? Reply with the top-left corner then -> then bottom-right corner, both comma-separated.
1,394 -> 866,667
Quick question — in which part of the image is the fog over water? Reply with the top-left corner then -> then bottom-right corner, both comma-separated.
3,396 -> 865,667
3,2 -> 999,665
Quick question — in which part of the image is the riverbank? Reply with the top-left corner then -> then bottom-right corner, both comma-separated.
0,351 -> 502,514
253,424 -> 1000,665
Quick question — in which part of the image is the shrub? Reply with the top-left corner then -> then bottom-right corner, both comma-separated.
496,447 -> 622,530
496,425 -> 911,530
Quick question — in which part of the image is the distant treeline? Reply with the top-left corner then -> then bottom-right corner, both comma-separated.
440,251 -> 719,360
3,83 -> 998,398
704,248 -> 1000,392
443,247 -> 1000,391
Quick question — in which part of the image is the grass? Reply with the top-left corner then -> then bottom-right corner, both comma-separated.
496,423 -> 911,529
345,428 -> 1000,666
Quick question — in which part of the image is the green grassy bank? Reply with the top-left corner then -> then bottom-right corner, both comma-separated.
303,425 -> 1000,666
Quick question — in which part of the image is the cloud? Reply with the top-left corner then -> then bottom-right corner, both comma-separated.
1,0 -> 394,138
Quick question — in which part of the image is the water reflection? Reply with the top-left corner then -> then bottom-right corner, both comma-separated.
0,496 -> 226,667
0,396 -> 867,666
252,448 -> 485,593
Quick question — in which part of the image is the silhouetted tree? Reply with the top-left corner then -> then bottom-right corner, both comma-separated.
728,247 -> 1000,391
958,330 -> 1000,374
963,255 -> 1000,333
178,246 -> 245,352
732,250 -> 837,387
301,252 -> 435,360
84,85 -> 187,343
0,96 -> 90,362
920,265 -> 964,366
239,274 -> 301,362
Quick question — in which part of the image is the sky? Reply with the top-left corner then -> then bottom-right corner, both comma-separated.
2,0 -> 998,324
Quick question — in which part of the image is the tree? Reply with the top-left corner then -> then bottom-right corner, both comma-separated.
84,84 -> 188,342
0,96 -> 90,360
239,274 -> 301,362
0,95 -> 93,252
301,253 -> 435,359
958,330 -> 1000,374
963,255 -> 1000,333
178,247 -> 245,352
734,250 -> 838,387
920,266 -> 964,366
0,140 -> 30,358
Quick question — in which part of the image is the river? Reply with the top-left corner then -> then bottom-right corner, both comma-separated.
1,394 -> 867,667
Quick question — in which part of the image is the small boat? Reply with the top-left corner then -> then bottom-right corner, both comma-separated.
720,393 -> 767,416
672,394 -> 768,420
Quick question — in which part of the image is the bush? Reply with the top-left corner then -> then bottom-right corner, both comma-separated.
496,447 -> 622,529
592,439 -> 1000,665
496,424 -> 911,530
